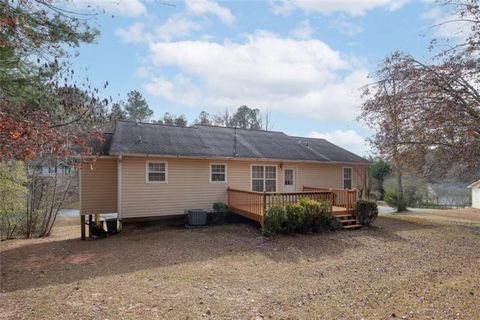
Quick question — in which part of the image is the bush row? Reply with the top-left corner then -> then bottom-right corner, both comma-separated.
262,198 -> 340,236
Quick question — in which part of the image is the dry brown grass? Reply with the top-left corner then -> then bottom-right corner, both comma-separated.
1,209 -> 479,320
394,208 -> 480,225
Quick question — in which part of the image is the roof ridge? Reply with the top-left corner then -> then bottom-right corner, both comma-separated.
117,120 -> 287,134
196,124 -> 285,134
117,120 -> 199,129
290,135 -> 327,141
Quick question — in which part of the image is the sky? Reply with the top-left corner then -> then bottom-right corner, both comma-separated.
67,0 -> 459,156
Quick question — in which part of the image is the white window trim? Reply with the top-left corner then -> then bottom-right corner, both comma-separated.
209,163 -> 227,183
342,166 -> 353,189
250,164 -> 278,193
146,160 -> 168,184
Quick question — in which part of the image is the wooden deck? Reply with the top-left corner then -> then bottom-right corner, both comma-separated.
227,187 -> 357,227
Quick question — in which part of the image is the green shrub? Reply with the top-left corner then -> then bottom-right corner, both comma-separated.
355,200 -> 378,226
284,203 -> 306,234
383,175 -> 428,210
213,202 -> 228,212
263,205 -> 286,236
312,201 -> 340,232
298,197 -> 321,232
263,198 -> 340,236
0,161 -> 27,240
296,198 -> 339,232
384,188 -> 408,211
209,202 -> 229,224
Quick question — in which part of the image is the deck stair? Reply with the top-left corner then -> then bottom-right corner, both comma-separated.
336,214 -> 362,230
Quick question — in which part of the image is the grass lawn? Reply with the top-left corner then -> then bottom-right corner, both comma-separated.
1,209 -> 479,319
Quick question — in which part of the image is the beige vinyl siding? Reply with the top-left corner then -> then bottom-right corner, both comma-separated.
121,157 -> 232,218
80,158 -> 118,215
121,157 -> 250,218
293,163 -> 367,191
120,156 -> 368,218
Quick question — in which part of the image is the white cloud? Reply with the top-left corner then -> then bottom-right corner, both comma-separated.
116,15 -> 202,43
70,0 -> 146,17
185,0 -> 235,24
270,0 -> 408,16
135,66 -> 152,78
154,15 -> 202,41
308,130 -> 369,155
421,7 -> 470,40
116,22 -> 147,43
145,74 -> 202,105
330,15 -> 363,36
290,20 -> 314,39
144,31 -> 369,121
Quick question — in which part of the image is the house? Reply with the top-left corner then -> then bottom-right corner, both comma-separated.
468,179 -> 480,209
35,164 -> 75,176
79,121 -> 369,238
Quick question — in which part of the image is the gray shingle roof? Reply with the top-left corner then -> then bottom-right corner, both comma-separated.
108,121 -> 368,163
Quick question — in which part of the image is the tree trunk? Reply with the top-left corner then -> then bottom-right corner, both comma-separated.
396,166 -> 406,211
378,177 -> 384,200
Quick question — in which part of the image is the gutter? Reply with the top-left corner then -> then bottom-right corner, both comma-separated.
107,152 -> 370,165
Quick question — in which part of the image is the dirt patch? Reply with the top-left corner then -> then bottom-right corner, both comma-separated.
1,212 -> 479,319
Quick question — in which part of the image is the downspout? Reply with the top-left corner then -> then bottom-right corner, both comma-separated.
118,154 -> 123,221
79,162 -> 82,215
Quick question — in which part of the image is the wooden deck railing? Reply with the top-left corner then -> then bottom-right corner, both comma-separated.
227,188 -> 339,226
227,188 -> 265,224
264,191 -> 333,211
303,186 -> 357,211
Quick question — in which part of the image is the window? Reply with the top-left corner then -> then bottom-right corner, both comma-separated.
284,169 -> 293,186
146,161 -> 167,183
343,167 -> 352,189
251,165 -> 276,192
210,164 -> 226,182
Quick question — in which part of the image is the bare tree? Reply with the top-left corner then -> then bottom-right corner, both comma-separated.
263,109 -> 274,131
360,0 -> 480,187
359,52 -> 418,210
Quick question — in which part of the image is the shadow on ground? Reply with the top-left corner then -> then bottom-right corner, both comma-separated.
0,216 -> 448,293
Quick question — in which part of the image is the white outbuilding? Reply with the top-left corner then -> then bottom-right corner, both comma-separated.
468,179 -> 480,209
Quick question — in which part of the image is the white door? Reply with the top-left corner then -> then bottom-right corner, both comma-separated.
284,168 -> 296,192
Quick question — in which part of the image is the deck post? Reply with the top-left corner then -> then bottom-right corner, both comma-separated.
262,191 -> 267,228
88,214 -> 93,238
329,188 -> 334,209
352,188 -> 357,210
80,215 -> 86,240
227,187 -> 230,207
262,191 -> 267,215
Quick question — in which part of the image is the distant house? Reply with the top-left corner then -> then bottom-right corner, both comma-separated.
79,121 -> 369,236
36,164 -> 75,177
468,180 -> 480,209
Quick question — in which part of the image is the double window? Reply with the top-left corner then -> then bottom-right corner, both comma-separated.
252,165 -> 277,192
146,161 -> 167,183
210,164 -> 227,182
343,167 -> 352,189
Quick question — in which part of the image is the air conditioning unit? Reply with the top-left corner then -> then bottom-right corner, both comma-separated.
186,209 -> 208,227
